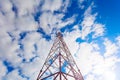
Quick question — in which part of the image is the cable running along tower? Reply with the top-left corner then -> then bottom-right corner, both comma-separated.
37,32 -> 84,80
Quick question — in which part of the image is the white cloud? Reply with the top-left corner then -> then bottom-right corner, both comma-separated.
85,74 -> 95,80
38,0 -> 76,34
42,0 -> 62,12
0,0 -> 120,80
80,3 -> 104,40
0,33 -> 22,67
0,0 -> 39,37
20,57 -> 43,80
20,32 -> 41,61
75,42 -> 99,75
61,0 -> 70,12
0,61 -> 7,79
0,0 -> 39,78
0,0 -> 12,13
73,38 -> 120,80
19,32 -> 53,79
5,69 -> 27,80
64,26 -> 81,54
39,12 -> 64,34
0,2 -> 15,34
11,0 -> 41,16
104,38 -> 119,57
92,23 -> 105,38
15,16 -> 38,32
41,0 -> 71,13
77,0 -> 86,9
99,70 -> 116,80
39,12 -> 75,34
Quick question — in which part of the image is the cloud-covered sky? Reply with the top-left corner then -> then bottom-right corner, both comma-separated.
0,0 -> 120,80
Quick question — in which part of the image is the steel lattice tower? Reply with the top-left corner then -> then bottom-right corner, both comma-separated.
37,32 -> 84,80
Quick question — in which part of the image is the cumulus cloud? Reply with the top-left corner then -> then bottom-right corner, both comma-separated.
38,0 -> 77,34
0,0 -> 13,13
0,61 -> 7,79
15,16 -> 38,31
41,0 -> 62,12
5,69 -> 27,80
20,32 -> 41,61
11,0 -> 41,16
0,0 -> 40,79
81,3 -> 105,39
0,0 -> 120,80
39,12 -> 76,34
72,38 -> 120,80
104,38 -> 119,57
64,25 -> 81,54
63,26 -> 120,80
61,3 -> 120,80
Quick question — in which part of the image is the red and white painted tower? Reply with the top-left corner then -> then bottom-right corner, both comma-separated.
37,32 -> 84,80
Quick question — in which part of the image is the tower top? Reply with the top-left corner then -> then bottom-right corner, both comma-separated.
56,32 -> 62,38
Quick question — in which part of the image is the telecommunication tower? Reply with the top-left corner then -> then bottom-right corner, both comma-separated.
37,32 -> 84,80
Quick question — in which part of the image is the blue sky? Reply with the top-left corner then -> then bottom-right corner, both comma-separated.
0,0 -> 120,80
95,0 -> 120,36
